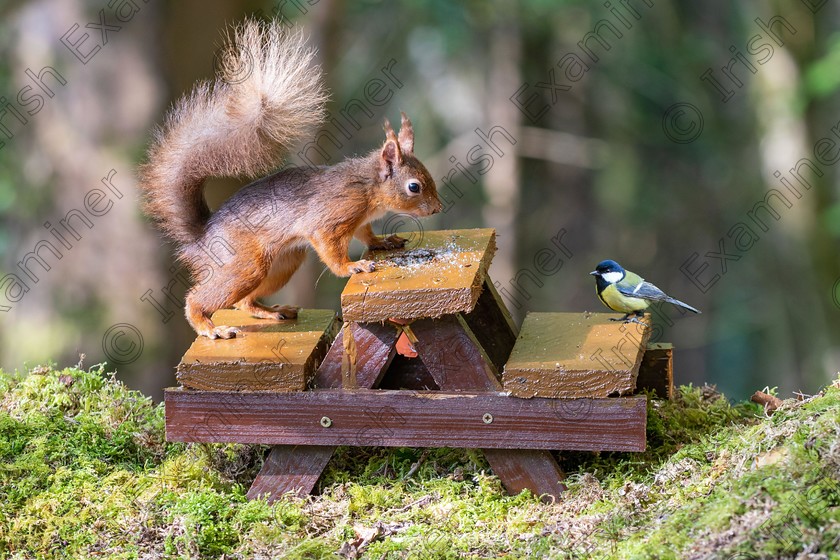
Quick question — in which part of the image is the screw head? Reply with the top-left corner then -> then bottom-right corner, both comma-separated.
482,413 -> 493,424
320,416 -> 332,428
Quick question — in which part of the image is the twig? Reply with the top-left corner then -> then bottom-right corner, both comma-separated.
392,494 -> 433,513
751,390 -> 783,414
404,449 -> 431,479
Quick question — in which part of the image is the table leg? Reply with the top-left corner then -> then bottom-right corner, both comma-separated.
481,449 -> 566,501
312,321 -> 400,389
246,445 -> 336,501
378,277 -> 517,390
461,277 -> 519,373
246,322 -> 399,501
412,314 -> 500,390
412,315 -> 567,500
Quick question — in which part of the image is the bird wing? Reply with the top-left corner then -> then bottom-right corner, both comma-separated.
615,279 -> 671,302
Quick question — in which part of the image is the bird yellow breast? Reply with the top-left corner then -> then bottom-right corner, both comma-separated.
598,284 -> 650,313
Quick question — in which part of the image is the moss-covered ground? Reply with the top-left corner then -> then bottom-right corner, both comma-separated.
0,364 -> 838,559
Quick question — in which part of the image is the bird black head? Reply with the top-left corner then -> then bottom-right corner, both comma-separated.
589,260 -> 625,283
590,259 -> 624,275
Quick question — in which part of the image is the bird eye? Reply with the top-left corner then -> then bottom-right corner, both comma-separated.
406,180 -> 421,194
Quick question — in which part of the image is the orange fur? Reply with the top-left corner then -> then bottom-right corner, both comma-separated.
138,21 -> 442,338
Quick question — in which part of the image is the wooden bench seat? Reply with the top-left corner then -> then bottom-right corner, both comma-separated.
503,312 -> 653,398
176,309 -> 339,392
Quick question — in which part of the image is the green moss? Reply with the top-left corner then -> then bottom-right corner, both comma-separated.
1,365 -> 838,559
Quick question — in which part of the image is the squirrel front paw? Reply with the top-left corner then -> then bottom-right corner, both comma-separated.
348,259 -> 376,274
368,234 -> 407,251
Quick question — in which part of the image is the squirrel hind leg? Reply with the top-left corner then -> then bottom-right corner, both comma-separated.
234,248 -> 306,321
185,260 -> 272,338
185,297 -> 240,339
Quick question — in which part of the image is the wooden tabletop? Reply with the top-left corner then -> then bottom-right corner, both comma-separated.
340,228 -> 497,322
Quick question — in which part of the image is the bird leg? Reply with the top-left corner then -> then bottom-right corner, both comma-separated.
610,312 -> 647,326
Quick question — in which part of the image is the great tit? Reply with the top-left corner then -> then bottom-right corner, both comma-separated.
590,259 -> 700,324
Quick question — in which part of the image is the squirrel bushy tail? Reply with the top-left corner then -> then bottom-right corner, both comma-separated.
139,20 -> 327,245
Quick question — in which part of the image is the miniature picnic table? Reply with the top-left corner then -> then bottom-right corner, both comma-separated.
166,229 -> 663,501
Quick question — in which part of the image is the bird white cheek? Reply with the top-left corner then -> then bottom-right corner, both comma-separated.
601,271 -> 624,284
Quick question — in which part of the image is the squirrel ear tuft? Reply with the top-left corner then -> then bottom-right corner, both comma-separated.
398,112 -> 414,155
383,118 -> 398,143
379,138 -> 401,181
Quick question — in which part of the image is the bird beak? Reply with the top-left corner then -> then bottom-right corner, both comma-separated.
589,271 -> 598,276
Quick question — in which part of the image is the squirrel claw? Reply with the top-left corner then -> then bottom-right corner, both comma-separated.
348,259 -> 376,274
210,326 -> 240,339
369,234 -> 407,251
269,305 -> 299,319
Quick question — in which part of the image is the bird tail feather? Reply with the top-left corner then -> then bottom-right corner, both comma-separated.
666,297 -> 701,314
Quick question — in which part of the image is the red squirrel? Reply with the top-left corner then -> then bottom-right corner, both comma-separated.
139,20 -> 442,339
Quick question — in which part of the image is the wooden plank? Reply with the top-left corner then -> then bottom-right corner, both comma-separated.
164,389 -> 648,452
635,343 -> 674,399
176,309 -> 338,391
340,229 -> 497,322
246,445 -> 335,501
503,312 -> 652,398
310,322 -> 399,389
461,277 -> 519,373
412,314 -> 501,390
481,449 -> 566,501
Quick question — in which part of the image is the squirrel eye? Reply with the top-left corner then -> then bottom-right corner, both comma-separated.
407,181 -> 421,194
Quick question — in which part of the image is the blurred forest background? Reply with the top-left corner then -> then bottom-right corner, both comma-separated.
1,0 -> 838,401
